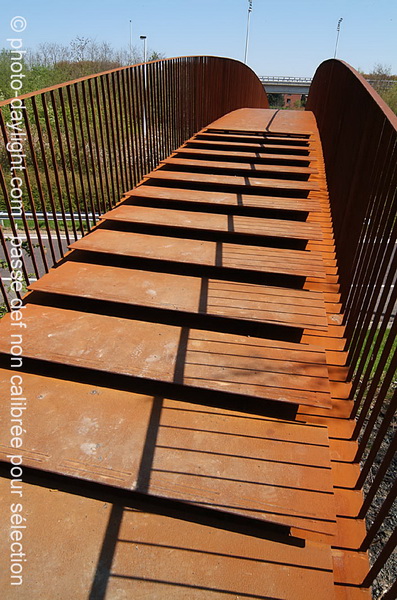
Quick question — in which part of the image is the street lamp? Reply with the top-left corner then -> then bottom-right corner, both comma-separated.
129,20 -> 132,64
140,35 -> 147,63
140,35 -> 148,144
334,18 -> 343,59
244,0 -> 253,64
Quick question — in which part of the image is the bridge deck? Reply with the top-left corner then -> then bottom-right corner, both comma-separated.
0,108 -> 369,599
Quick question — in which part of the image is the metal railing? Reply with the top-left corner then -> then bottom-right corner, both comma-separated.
0,210 -> 99,229
0,56 -> 267,309
307,59 -> 397,599
259,76 -> 312,84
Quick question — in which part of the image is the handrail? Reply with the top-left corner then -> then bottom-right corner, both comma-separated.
0,55 -> 267,106
307,58 -> 397,596
0,56 -> 267,308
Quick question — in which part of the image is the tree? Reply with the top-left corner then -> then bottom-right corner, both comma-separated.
70,36 -> 91,63
360,63 -> 397,115
0,38 -> 166,100
267,93 -> 284,108
366,63 -> 396,96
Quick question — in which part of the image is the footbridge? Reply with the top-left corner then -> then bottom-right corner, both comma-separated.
0,57 -> 396,599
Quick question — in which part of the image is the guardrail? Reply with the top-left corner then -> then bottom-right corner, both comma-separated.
0,211 -> 99,228
259,76 -> 312,84
0,56 -> 268,309
307,59 -> 397,599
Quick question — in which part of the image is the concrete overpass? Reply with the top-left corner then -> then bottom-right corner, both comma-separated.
259,76 -> 312,94
260,75 -> 397,95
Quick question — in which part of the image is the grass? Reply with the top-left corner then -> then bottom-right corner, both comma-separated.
358,326 -> 397,380
0,218 -> 66,231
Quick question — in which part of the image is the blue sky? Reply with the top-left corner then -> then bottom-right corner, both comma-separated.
2,0 -> 396,77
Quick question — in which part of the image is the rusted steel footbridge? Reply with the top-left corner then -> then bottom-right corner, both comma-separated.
0,57 -> 396,599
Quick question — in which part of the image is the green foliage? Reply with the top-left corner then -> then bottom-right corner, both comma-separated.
382,83 -> 397,115
0,49 -> 14,100
361,63 -> 397,115
267,93 -> 284,108
0,36 -> 165,101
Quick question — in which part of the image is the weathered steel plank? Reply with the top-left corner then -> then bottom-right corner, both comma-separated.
207,108 -> 318,135
70,230 -> 326,279
162,156 -> 317,175
186,139 -> 313,155
0,370 -> 336,534
29,262 -> 329,330
0,477 -> 337,599
175,146 -> 318,163
0,305 -> 332,408
147,169 -> 320,191
127,184 -> 323,212
103,204 -> 324,241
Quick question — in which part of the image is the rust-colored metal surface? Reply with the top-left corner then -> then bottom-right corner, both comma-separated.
0,477 -> 337,599
1,93 -> 386,599
174,145 -> 318,164
0,304 -> 332,408
145,169 -> 320,192
161,155 -> 317,175
102,204 -> 324,240
30,261 -> 329,330
126,184 -> 324,212
0,370 -> 336,535
70,229 -> 326,278
185,138 -> 315,155
207,107 -> 317,135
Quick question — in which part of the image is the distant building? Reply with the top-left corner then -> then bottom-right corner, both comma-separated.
283,93 -> 306,108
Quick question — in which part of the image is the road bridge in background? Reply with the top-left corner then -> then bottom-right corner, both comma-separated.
259,76 -> 312,94
260,75 -> 397,95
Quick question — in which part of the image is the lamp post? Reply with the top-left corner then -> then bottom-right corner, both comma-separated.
140,35 -> 148,148
129,20 -> 132,64
244,0 -> 253,64
334,18 -> 343,59
140,35 -> 147,63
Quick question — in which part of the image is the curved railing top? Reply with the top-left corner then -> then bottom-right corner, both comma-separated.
0,55 -> 268,107
306,56 -> 397,301
307,58 -> 397,128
